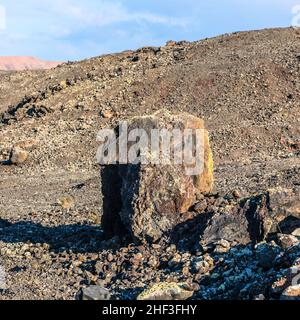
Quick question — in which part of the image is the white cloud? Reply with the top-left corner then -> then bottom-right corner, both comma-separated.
0,0 -> 191,59
1,0 -> 294,61
53,0 -> 188,28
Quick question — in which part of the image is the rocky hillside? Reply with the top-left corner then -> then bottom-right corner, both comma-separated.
0,27 -> 299,300
0,56 -> 61,71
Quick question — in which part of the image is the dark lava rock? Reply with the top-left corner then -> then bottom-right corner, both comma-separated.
256,243 -> 281,269
169,187 -> 300,251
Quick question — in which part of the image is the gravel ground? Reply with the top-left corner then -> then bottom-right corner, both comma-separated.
0,27 -> 299,300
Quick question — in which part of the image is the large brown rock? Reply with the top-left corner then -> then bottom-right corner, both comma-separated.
9,147 -> 29,165
101,110 -> 214,242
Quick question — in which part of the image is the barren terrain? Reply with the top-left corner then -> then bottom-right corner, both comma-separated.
0,27 -> 300,300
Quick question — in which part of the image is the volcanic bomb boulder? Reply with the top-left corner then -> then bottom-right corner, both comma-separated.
101,110 -> 214,242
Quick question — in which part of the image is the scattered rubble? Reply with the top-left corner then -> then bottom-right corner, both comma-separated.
0,27 -> 299,300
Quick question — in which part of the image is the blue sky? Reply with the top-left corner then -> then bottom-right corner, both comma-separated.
0,0 -> 299,61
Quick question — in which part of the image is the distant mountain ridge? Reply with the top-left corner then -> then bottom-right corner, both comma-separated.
0,56 -> 62,71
